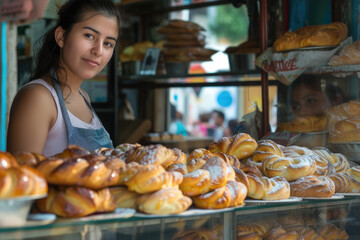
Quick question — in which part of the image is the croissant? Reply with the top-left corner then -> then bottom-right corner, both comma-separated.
0,151 -> 19,169
126,144 -> 176,169
208,133 -> 258,160
36,186 -> 116,218
0,165 -> 48,198
119,162 -> 183,194
36,155 -> 121,189
192,180 -> 247,209
290,175 -> 335,198
137,188 -> 192,215
180,156 -> 228,196
13,152 -> 46,168
109,186 -> 140,209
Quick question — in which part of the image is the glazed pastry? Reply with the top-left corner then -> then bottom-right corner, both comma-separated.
109,186 -> 140,209
208,133 -> 258,160
119,162 -> 183,194
251,140 -> 284,169
0,151 -> 19,169
13,152 -> 47,168
329,172 -> 351,193
137,188 -> 192,215
192,180 -> 247,209
312,147 -> 349,173
36,186 -> 115,218
290,175 -> 335,198
0,165 -> 48,198
247,175 -> 290,200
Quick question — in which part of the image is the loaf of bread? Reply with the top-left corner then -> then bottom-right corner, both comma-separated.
290,175 -> 335,198
36,186 -> 116,218
273,22 -> 348,52
276,115 -> 327,133
329,40 -> 360,66
36,155 -> 122,189
137,188 -> 192,215
192,180 -> 247,209
119,162 -> 183,194
13,152 -> 46,168
0,164 -> 48,198
208,133 -> 258,160
109,186 -> 140,209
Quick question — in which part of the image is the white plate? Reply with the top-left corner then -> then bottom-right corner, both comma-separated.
300,194 -> 344,200
244,197 -> 302,203
134,204 -> 246,218
26,213 -> 57,226
340,193 -> 360,196
57,208 -> 135,222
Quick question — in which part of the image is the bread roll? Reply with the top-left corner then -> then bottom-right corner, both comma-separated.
312,147 -> 349,173
273,22 -> 348,52
290,175 -> 335,198
13,152 -> 46,168
0,151 -> 19,169
137,188 -> 192,215
109,186 -> 140,209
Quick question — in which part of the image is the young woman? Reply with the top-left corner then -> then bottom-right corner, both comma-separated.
7,0 -> 120,156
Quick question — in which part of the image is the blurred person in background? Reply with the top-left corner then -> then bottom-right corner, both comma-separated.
210,110 -> 226,141
169,104 -> 188,136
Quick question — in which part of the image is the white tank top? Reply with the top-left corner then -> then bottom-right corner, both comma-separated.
23,79 -> 102,157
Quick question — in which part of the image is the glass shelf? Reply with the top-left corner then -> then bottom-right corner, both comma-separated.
305,64 -> 360,75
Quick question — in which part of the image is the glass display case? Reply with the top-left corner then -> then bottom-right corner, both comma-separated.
1,197 -> 359,239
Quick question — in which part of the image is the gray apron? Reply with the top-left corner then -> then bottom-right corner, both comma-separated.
51,69 -> 113,151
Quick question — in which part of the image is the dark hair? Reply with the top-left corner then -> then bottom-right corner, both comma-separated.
31,0 -> 120,85
213,110 -> 225,120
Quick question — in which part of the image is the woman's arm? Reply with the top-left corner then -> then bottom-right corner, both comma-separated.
7,84 -> 57,154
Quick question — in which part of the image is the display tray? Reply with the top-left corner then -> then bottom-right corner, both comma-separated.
244,197 -> 302,203
57,208 -> 136,223
341,193 -> 360,196
300,194 -> 344,200
133,204 -> 245,218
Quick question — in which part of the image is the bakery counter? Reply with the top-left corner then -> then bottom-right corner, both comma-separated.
1,196 -> 360,240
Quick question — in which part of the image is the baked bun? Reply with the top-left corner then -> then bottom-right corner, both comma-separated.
329,172 -> 351,193
263,224 -> 302,240
273,22 -> 348,52
166,163 -> 188,175
109,186 -> 140,209
0,151 -> 19,169
192,180 -> 247,209
290,175 -> 335,198
251,140 -> 284,169
119,162 -> 183,194
36,186 -> 115,218
208,133 -> 258,160
0,165 -> 48,198
246,175 -> 290,200
126,144 -> 176,169
317,223 -> 349,240
13,152 -> 46,167
172,229 -> 218,240
312,147 -> 349,173
36,155 -> 122,189
137,188 -> 192,215
329,117 -> 360,143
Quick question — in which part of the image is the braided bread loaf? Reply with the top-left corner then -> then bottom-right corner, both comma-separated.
192,180 -> 247,209
0,164 -> 48,198
36,186 -> 115,218
137,188 -> 192,214
13,152 -> 46,168
119,162 -> 183,194
36,154 -> 124,189
52,145 -> 91,159
109,186 -> 140,209
208,133 -> 258,160
290,175 -> 335,198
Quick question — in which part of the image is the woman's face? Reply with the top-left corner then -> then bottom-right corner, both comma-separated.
57,12 -> 118,81
290,83 -> 332,118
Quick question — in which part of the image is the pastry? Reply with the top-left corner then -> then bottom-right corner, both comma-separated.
119,162 -> 183,194
13,152 -> 46,168
192,180 -> 247,209
273,22 -> 348,52
52,145 -> 90,159
329,40 -> 360,66
137,188 -> 192,215
208,133 -> 258,160
36,186 -> 115,218
109,186 -> 140,209
312,147 -> 349,173
0,151 -> 19,169
290,175 -> 335,198
247,175 -> 290,200
276,115 -> 327,133
251,140 -> 284,169
171,229 -> 218,240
